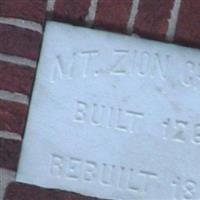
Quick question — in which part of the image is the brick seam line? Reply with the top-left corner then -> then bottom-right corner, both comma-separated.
85,0 -> 98,27
127,0 -> 140,34
0,53 -> 36,68
166,0 -> 182,42
46,0 -> 56,12
0,90 -> 28,105
0,17 -> 42,33
0,131 -> 21,141
0,168 -> 16,200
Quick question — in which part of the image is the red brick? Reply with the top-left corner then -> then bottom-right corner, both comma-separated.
0,24 -> 42,60
134,0 -> 174,40
94,0 -> 132,33
0,0 -> 47,24
0,138 -> 21,171
175,0 -> 200,48
4,182 -> 102,200
52,0 -> 91,25
0,61 -> 34,96
0,100 -> 27,134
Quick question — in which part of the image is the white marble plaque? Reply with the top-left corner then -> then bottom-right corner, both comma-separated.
17,21 -> 200,200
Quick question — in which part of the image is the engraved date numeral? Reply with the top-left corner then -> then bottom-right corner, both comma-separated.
172,177 -> 197,200
162,118 -> 200,146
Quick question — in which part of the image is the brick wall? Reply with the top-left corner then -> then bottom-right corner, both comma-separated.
0,0 -> 46,199
0,0 -> 199,199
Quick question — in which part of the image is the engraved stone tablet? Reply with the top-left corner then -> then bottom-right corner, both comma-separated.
17,21 -> 200,200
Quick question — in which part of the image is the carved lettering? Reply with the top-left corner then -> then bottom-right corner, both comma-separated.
73,99 -> 145,134
84,161 -> 98,182
67,157 -> 82,180
50,154 -> 64,177
74,100 -> 88,123
172,177 -> 197,200
162,118 -> 200,146
50,154 -> 158,194
150,53 -> 169,80
80,50 -> 99,78
50,50 -> 171,82
110,49 -> 129,75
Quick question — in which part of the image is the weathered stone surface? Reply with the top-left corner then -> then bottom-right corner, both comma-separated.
17,22 -> 200,200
